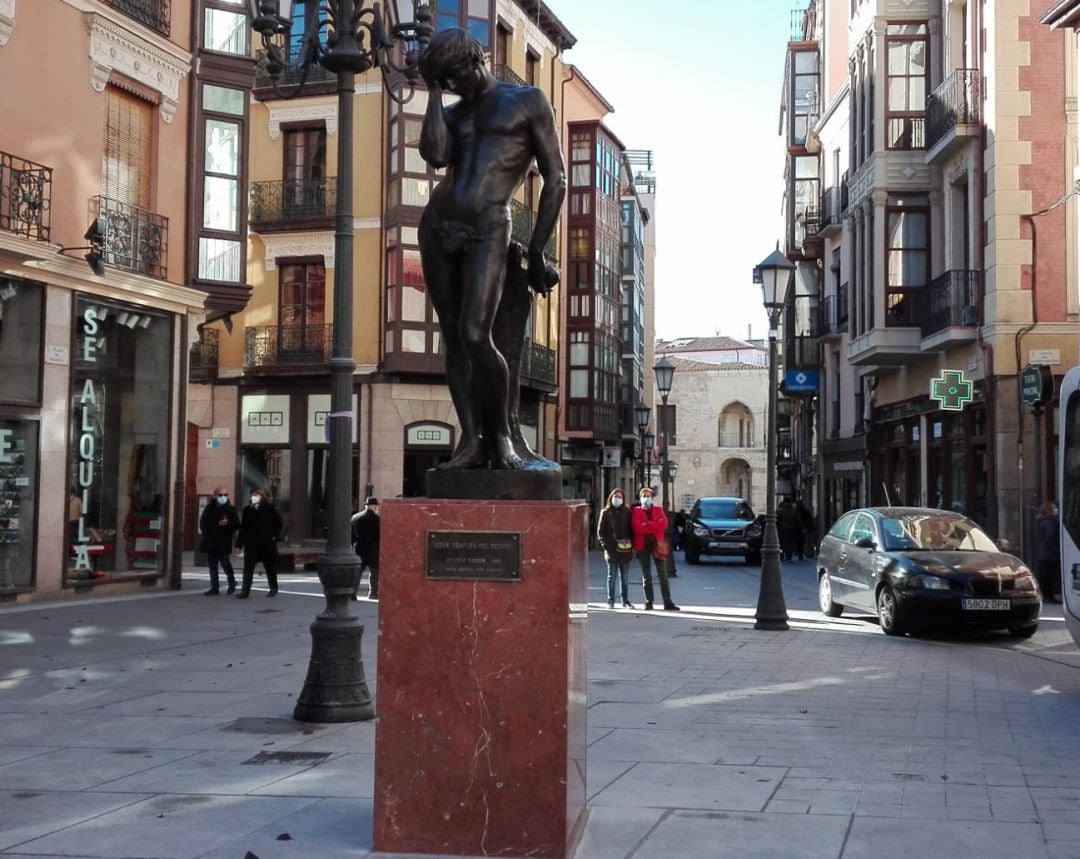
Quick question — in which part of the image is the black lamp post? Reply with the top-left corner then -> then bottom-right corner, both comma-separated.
667,459 -> 678,506
654,356 -> 675,510
247,0 -> 433,722
634,402 -> 651,491
754,249 -> 794,631
644,431 -> 655,490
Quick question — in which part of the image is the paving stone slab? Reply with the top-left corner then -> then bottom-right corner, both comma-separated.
0,791 -> 150,851
0,747 -> 195,792
842,817 -> 1049,859
589,762 -> 787,813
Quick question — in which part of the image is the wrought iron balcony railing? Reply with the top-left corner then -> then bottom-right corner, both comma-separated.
840,172 -> 849,213
818,186 -> 841,233
94,195 -> 168,279
790,7 -> 813,42
520,339 -> 556,389
254,49 -> 335,88
493,64 -> 526,87
918,270 -> 979,337
510,198 -> 559,261
785,334 -> 821,370
718,433 -> 758,449
0,151 -> 51,242
886,115 -> 926,151
250,177 -> 337,227
190,328 -> 219,381
820,283 -> 849,336
105,0 -> 170,36
245,324 -> 333,368
926,69 -> 981,151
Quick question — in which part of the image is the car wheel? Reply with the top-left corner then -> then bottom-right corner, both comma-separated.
818,572 -> 843,617
1008,623 -> 1038,639
685,546 -> 700,565
876,586 -> 905,636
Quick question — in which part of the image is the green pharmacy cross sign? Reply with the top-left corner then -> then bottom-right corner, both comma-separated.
930,370 -> 974,412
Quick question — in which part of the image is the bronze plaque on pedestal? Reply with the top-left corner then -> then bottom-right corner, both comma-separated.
426,531 -> 521,581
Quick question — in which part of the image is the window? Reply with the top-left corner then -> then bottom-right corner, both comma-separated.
283,126 -> 328,214
790,50 -> 819,146
198,84 -> 246,283
435,0 -> 490,46
849,513 -> 876,544
525,50 -> 538,86
885,23 -> 928,150
886,193 -> 929,325
102,86 -> 152,209
204,1 -> 248,55
0,279 -> 42,405
495,24 -> 510,67
279,262 -> 326,357
828,512 -> 857,541
0,417 -> 37,590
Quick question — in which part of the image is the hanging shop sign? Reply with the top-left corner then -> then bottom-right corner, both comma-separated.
785,369 -> 819,393
930,370 -> 974,412
1019,364 -> 1054,408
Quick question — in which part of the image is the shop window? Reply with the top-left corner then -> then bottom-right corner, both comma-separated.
240,448 -> 291,539
0,279 -> 43,405
0,419 -> 37,590
69,298 -> 172,581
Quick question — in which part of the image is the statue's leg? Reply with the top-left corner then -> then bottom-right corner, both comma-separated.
419,221 -> 485,468
462,226 -> 522,469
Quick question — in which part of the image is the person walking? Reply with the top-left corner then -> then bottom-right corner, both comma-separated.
795,497 -> 818,560
631,487 -> 679,611
351,496 -> 381,600
776,497 -> 803,562
199,487 -> 239,595
235,488 -> 282,598
597,488 -> 634,609
1037,500 -> 1062,603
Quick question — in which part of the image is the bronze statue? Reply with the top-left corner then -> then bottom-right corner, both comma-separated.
418,28 -> 565,471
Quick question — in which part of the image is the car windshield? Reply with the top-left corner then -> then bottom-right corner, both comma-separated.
880,514 -> 998,552
698,500 -> 754,521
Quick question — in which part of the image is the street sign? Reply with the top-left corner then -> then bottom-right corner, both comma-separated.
1019,364 -> 1054,408
1028,349 -> 1061,366
930,370 -> 974,412
785,369 -> 819,393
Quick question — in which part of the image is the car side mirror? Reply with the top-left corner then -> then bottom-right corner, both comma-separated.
854,537 -> 877,550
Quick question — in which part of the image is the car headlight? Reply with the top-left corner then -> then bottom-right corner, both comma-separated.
747,524 -> 762,538
1014,568 -> 1038,592
692,525 -> 709,537
911,574 -> 950,590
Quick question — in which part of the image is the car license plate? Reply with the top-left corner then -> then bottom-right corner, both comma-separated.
962,599 -> 1010,611
710,542 -> 743,550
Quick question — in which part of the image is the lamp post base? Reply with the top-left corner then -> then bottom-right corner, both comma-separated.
754,517 -> 789,631
293,551 -> 375,723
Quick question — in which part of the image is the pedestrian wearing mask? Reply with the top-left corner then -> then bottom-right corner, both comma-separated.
597,488 -> 634,609
199,487 -> 239,595
235,488 -> 282,598
631,487 -> 679,611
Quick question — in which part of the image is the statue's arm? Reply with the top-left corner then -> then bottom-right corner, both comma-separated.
419,83 -> 452,169
527,91 -> 567,260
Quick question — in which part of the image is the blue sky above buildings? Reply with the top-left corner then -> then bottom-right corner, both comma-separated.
557,0 -> 794,341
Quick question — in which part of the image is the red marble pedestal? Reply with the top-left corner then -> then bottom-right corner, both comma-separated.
373,499 -> 589,859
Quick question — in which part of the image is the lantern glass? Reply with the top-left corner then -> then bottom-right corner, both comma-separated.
756,249 -> 795,313
634,402 -> 651,432
653,357 -> 675,396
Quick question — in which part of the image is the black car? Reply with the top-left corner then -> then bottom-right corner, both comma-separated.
684,497 -> 763,565
817,507 -> 1041,637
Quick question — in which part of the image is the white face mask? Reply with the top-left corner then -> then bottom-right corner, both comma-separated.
640,496 -> 652,508
611,497 -> 623,508
216,495 -> 229,505
250,495 -> 260,506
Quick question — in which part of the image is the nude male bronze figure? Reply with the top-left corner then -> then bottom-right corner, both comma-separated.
418,28 -> 566,470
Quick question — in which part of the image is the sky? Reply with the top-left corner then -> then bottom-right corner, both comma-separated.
553,0 -> 795,342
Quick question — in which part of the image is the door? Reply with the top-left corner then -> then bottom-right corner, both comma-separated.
183,423 -> 198,550
283,126 -> 327,215
279,261 -> 326,360
403,451 -> 451,498
845,513 -> 879,609
822,512 -> 857,604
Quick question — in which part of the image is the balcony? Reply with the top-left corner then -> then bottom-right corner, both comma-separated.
848,299 -> 922,367
105,0 -> 170,37
94,196 -> 168,279
918,270 -> 979,349
718,433 -> 758,449
926,69 -> 981,164
510,198 -> 559,261
840,173 -> 849,213
819,286 -> 849,341
244,324 -> 333,369
254,49 -> 335,93
190,329 -> 219,383
817,187 -> 842,237
0,151 -> 51,242
493,64 -> 526,87
520,340 -> 556,392
886,116 -> 926,151
790,7 -> 814,42
249,178 -> 337,231
785,334 -> 821,372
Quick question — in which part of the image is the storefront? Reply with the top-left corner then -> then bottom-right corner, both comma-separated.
820,435 -> 867,530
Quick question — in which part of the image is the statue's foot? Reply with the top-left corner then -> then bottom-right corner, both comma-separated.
489,435 -> 525,470
436,438 -> 490,470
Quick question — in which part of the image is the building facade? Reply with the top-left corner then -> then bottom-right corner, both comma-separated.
782,0 -> 1077,549
0,0 -> 217,602
192,1 -> 576,548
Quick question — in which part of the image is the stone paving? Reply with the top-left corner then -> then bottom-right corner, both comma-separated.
1,555 -> 1080,858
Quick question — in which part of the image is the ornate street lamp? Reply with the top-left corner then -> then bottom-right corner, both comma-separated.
634,401 -> 651,491
247,0 -> 434,722
754,249 -> 795,631
644,431 -> 655,490
654,356 -> 676,510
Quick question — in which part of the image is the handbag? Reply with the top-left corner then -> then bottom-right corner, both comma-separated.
616,539 -> 633,552
653,537 -> 670,561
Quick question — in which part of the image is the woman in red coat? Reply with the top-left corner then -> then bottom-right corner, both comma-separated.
630,487 -> 679,611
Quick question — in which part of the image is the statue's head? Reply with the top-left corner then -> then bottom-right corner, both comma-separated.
419,27 -> 487,96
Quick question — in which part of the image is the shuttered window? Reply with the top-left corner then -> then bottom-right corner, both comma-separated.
102,86 -> 152,209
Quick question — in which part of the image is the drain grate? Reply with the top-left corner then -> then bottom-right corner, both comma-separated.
243,751 -> 332,766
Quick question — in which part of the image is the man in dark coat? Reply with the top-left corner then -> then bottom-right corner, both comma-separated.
235,487 -> 282,598
351,496 -> 380,600
200,486 -> 239,595
776,497 -> 804,562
